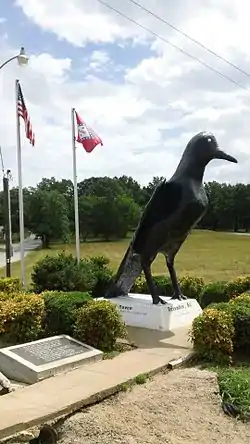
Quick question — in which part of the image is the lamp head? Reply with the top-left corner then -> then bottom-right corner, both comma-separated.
17,47 -> 29,67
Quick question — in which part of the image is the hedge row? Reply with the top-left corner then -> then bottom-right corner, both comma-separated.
42,290 -> 92,336
2,251 -> 250,356
0,287 -> 126,352
191,292 -> 250,364
30,251 -> 250,305
132,274 -> 250,307
0,292 -> 44,343
131,274 -> 205,300
31,252 -> 113,297
0,277 -> 22,294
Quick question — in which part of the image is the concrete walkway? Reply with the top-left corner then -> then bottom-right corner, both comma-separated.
0,327 -> 192,441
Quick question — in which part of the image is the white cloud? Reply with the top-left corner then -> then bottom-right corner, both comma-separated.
1,0 -> 250,189
14,0 -> 151,46
89,50 -> 110,71
30,53 -> 72,79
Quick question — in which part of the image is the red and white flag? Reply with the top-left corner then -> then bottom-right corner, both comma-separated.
75,111 -> 103,153
17,82 -> 35,146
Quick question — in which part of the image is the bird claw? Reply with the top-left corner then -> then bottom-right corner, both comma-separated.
171,294 -> 187,301
152,296 -> 167,305
159,297 -> 167,305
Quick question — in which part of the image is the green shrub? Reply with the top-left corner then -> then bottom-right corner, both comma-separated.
74,299 -> 127,351
231,292 -> 250,304
225,275 -> 250,300
209,296 -> 250,351
132,274 -> 203,300
131,275 -> 172,296
0,293 -> 44,343
152,275 -> 172,295
190,308 -> 235,364
232,307 -> 250,351
0,278 -> 21,294
179,275 -> 204,300
229,296 -> 250,350
89,255 -> 109,268
31,251 -> 97,293
200,281 -> 228,308
131,275 -> 146,293
207,301 -> 230,312
0,291 -> 15,302
88,256 -> 114,298
42,291 -> 92,336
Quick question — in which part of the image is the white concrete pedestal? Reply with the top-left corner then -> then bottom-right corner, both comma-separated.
109,294 -> 202,331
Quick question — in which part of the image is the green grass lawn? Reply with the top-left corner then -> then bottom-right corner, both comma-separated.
218,366 -> 250,416
2,229 -> 250,284
202,361 -> 250,418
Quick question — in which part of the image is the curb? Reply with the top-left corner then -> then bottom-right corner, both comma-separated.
0,351 -> 195,443
167,352 -> 196,369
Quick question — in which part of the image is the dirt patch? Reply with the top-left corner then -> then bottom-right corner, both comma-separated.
57,368 -> 250,444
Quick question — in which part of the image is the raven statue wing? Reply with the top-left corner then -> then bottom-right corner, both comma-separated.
132,179 -> 183,253
107,179 -> 183,297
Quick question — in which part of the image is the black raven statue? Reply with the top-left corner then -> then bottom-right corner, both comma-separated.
107,132 -> 237,305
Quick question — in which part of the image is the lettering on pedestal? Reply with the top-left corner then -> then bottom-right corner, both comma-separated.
118,299 -> 192,316
118,304 -> 147,316
167,301 -> 192,312
119,304 -> 132,311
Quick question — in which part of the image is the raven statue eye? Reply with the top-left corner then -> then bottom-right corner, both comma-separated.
207,138 -> 212,142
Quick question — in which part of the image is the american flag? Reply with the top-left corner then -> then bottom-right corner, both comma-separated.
17,83 -> 35,146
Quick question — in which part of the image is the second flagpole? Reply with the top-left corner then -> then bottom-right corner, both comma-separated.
71,108 -> 81,264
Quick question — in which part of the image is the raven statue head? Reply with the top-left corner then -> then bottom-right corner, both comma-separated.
187,131 -> 237,165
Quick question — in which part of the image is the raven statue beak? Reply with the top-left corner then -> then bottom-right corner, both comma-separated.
215,149 -> 238,163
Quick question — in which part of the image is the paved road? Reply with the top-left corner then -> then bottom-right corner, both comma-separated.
12,237 -> 42,253
231,232 -> 250,236
0,236 -> 42,268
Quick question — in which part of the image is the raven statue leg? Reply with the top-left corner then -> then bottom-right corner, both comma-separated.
165,255 -> 187,301
142,260 -> 166,305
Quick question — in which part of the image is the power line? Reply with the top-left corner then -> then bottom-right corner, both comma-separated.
128,0 -> 250,79
96,0 -> 250,92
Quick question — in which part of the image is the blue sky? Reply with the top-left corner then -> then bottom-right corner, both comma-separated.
1,0 -> 155,84
0,0 -> 248,187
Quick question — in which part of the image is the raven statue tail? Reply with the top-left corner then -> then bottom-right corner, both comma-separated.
106,244 -> 142,298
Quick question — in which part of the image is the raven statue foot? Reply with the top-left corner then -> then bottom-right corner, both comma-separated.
171,293 -> 187,301
152,296 -> 167,305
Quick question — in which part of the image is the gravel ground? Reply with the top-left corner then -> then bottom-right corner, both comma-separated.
58,368 -> 250,444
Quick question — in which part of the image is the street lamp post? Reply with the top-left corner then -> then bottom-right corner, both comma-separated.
0,47 -> 29,71
0,47 -> 28,277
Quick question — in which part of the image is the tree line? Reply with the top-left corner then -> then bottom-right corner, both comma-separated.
0,176 -> 249,248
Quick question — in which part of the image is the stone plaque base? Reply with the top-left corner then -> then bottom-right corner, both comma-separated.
108,293 -> 202,331
0,335 -> 103,384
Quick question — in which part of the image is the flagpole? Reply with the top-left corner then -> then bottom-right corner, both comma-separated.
15,79 -> 26,287
71,108 -> 80,264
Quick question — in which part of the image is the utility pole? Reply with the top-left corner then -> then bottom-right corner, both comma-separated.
3,173 -> 11,277
0,147 -> 12,277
